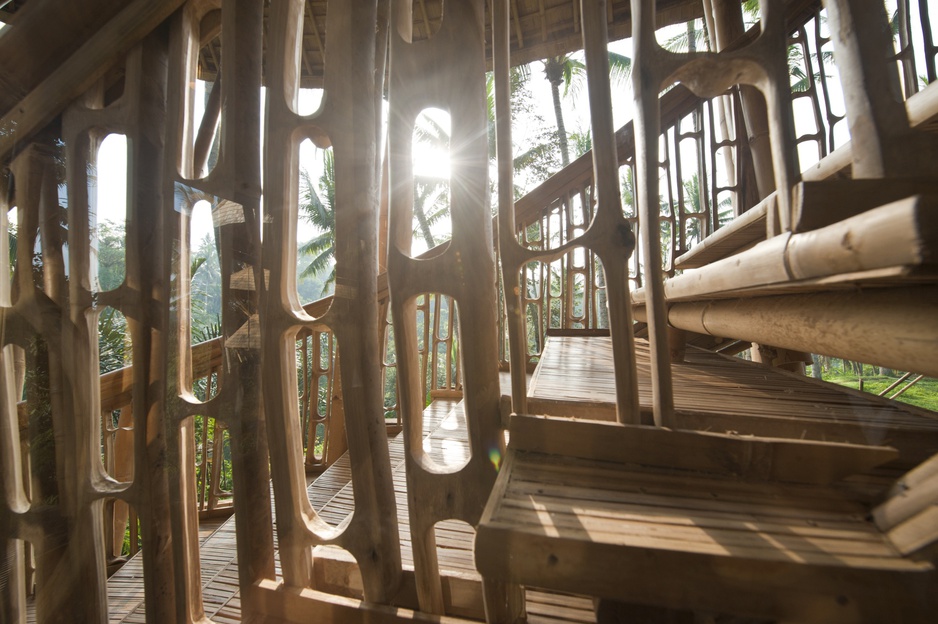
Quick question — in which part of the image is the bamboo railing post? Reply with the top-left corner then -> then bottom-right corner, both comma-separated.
581,0 -> 641,424
631,0 -> 675,427
388,0 -> 504,613
494,0 -> 529,414
488,1 -> 527,620
262,0 -> 402,602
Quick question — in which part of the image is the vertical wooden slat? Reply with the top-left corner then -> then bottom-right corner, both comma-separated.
0,173 -> 26,624
388,0 -> 504,613
262,0 -> 402,603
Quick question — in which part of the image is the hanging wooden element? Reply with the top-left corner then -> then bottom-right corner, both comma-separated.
387,0 -> 506,614
261,0 -> 402,604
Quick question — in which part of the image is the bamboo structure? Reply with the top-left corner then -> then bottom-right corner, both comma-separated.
0,1 -> 936,623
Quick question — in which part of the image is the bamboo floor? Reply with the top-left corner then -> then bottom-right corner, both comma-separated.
30,371 -> 590,623
528,335 -> 938,467
30,336 -> 928,623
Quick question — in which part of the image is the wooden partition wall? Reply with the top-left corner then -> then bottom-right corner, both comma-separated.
0,1 -> 274,621
262,0 -> 402,604
387,0 -> 508,616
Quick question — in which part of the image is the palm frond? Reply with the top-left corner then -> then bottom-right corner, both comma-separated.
301,246 -> 335,279
299,232 -> 334,258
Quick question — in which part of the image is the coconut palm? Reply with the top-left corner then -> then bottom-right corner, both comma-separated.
298,150 -> 337,294
542,51 -> 633,167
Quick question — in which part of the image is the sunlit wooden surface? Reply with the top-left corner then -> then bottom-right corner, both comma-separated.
529,335 -> 938,467
26,395 -> 591,623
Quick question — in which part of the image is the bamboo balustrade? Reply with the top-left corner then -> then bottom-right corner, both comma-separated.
16,0 -> 936,573
1,0 -> 937,623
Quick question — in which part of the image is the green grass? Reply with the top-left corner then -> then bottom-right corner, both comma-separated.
823,373 -> 938,413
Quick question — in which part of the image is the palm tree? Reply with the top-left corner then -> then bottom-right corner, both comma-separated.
541,51 -> 633,167
298,150 -> 337,295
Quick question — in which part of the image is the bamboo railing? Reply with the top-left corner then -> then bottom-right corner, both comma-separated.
83,0 -> 936,559
3,1 -> 935,622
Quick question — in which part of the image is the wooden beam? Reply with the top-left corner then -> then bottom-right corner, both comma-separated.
0,0 -> 187,162
656,287 -> 938,379
0,0 -> 126,115
508,414 -> 899,485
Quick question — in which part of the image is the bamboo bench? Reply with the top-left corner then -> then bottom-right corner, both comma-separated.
475,414 -> 938,623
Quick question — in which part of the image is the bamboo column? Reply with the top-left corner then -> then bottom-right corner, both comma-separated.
262,0 -> 402,602
0,158 -> 28,624
188,0 -> 276,608
498,0 -> 640,425
388,0 -> 505,613
125,32 -> 181,624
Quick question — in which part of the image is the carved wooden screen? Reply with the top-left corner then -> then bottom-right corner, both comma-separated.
387,0 -> 507,614
262,0 -> 402,604
0,1 -> 276,621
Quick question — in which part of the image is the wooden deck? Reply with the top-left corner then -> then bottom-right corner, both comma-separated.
61,379 -> 591,623
31,337 -> 936,622
528,335 -> 938,468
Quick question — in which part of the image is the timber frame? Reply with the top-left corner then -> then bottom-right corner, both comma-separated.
1,1 -> 937,623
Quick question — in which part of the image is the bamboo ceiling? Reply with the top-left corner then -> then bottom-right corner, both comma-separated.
195,0 -> 706,88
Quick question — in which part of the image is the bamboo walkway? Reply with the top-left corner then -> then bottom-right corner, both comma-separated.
529,335 -> 938,468
50,384 -> 591,623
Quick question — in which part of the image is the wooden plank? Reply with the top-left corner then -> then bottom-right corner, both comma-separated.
525,336 -> 938,467
0,0 -> 188,161
245,578 -> 479,624
509,414 -> 897,484
0,0 -> 127,115
476,520 -> 936,623
475,449 -> 938,622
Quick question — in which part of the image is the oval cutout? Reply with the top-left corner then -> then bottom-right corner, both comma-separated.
93,134 -> 128,291
98,306 -> 134,491
190,199 -> 222,349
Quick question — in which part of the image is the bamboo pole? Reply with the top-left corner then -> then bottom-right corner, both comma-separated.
656,287 -> 938,379
879,372 -> 914,397
581,0 -> 641,424
890,374 -> 925,400
631,0 -> 675,427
